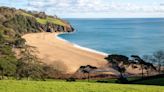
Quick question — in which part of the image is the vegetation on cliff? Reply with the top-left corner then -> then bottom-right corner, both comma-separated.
0,6 -> 74,80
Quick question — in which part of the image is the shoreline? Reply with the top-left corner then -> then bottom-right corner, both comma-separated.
22,32 -> 109,73
56,33 -> 108,56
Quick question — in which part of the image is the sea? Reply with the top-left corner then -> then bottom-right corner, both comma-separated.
59,18 -> 164,56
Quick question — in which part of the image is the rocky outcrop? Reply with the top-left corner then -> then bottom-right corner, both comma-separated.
41,22 -> 74,33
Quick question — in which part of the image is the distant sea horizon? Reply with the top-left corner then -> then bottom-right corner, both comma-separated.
63,18 -> 164,19
59,18 -> 164,56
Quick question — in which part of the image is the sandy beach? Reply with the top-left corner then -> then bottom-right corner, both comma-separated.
22,32 -> 108,73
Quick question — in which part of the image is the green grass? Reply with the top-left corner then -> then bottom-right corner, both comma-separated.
17,10 -> 33,17
0,80 -> 163,92
36,18 -> 47,24
36,17 -> 66,26
16,10 -> 67,27
21,12 -> 33,17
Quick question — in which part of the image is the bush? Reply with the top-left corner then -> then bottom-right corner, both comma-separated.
96,80 -> 109,83
115,77 -> 129,84
14,38 -> 26,48
66,77 -> 76,82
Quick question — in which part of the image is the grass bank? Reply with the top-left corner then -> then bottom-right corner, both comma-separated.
0,80 -> 163,92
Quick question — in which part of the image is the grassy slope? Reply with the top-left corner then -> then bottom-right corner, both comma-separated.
36,17 -> 66,26
18,10 -> 66,27
17,10 -> 33,17
0,80 -> 163,92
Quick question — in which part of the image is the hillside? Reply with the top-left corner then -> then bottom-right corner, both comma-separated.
0,7 -> 75,78
0,6 -> 74,45
0,7 -> 74,52
0,7 -> 73,33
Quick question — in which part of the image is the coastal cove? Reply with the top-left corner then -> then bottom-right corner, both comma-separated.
22,32 -> 109,74
59,18 -> 164,56
1,1 -> 164,92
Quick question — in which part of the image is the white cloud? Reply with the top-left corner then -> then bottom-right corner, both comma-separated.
3,0 -> 161,17
26,0 -> 164,12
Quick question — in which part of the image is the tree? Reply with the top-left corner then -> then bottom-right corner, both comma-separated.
152,50 -> 164,74
80,65 -> 97,82
142,55 -> 152,63
14,38 -> 26,48
16,59 -> 45,80
105,54 -> 129,83
0,42 -> 17,79
131,55 -> 146,78
41,64 -> 60,79
16,45 -> 61,80
0,45 -> 13,55
0,32 -> 4,44
145,62 -> 156,76
142,55 -> 157,76
131,55 -> 156,77
0,56 -> 17,79
16,45 -> 44,80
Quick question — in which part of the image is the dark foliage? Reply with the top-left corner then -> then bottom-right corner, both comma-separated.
131,55 -> 157,78
116,77 -> 129,84
105,54 -> 129,79
66,77 -> 76,82
105,54 -> 129,65
77,65 -> 97,81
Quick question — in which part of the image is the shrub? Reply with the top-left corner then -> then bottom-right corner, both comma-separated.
66,77 -> 76,82
115,77 -> 129,84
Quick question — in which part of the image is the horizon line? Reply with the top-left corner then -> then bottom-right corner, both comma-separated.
62,17 -> 164,19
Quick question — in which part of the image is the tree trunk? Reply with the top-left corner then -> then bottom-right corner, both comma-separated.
2,69 -> 4,79
158,63 -> 161,74
27,76 -> 30,80
141,64 -> 144,78
147,70 -> 149,76
120,72 -> 123,78
87,73 -> 90,82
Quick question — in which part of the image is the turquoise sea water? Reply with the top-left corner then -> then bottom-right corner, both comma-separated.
59,18 -> 164,56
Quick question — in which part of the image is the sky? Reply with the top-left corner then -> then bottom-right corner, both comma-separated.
0,0 -> 164,18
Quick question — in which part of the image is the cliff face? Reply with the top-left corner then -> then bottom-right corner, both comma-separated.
0,7 -> 74,35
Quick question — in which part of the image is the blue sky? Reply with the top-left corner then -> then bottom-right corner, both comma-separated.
0,0 -> 164,18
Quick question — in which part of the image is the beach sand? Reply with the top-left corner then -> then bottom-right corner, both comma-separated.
22,32 -> 108,73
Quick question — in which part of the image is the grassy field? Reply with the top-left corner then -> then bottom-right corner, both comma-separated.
17,10 -> 34,17
36,17 -> 66,26
17,10 -> 67,27
0,80 -> 163,92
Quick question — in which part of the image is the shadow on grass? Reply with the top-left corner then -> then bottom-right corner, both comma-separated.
96,74 -> 164,86
129,74 -> 164,86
